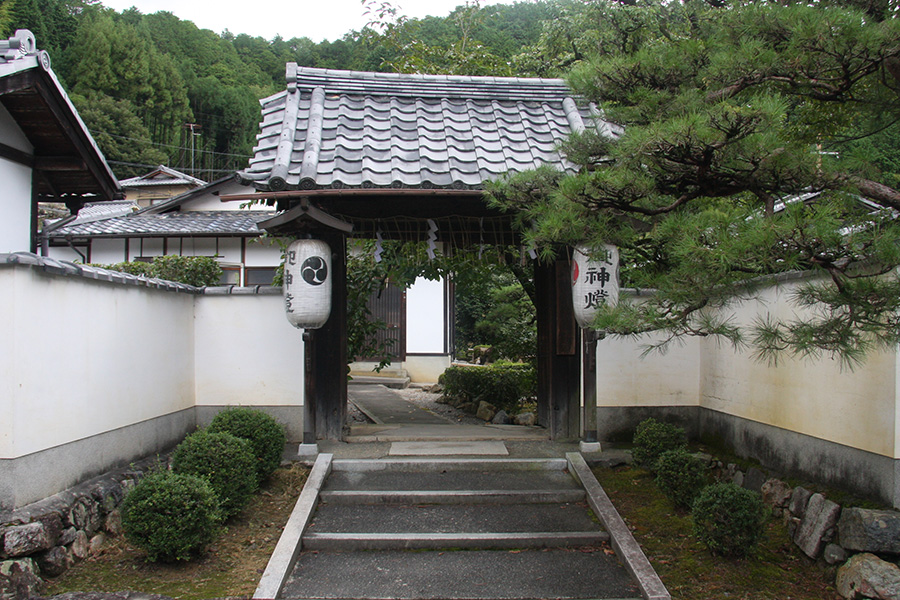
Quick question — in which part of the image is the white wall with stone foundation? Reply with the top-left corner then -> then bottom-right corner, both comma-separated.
594,274 -> 900,506
0,256 -> 304,510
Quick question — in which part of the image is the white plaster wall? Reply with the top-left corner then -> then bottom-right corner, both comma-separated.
0,163 -> 32,253
406,277 -> 446,354
595,332 -> 701,408
90,239 -> 127,264
404,355 -> 451,383
0,267 -> 195,459
245,237 -> 282,266
193,294 -> 304,409
0,104 -> 34,254
699,278 -> 897,457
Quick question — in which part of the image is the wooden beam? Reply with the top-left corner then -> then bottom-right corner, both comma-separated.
0,141 -> 33,167
34,156 -> 87,171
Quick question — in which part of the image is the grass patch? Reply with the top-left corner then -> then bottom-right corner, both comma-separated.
44,463 -> 309,600
594,465 -> 841,600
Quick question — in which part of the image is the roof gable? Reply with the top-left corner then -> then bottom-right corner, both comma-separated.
238,65 -> 618,193
0,30 -> 121,203
119,165 -> 207,189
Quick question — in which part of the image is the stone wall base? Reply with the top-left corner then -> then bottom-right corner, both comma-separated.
596,405 -> 899,508
0,408 -> 196,511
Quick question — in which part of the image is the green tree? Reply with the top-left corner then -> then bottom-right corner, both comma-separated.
489,0 -> 900,366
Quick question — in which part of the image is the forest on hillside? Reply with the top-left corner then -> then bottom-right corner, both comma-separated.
0,0 -> 569,180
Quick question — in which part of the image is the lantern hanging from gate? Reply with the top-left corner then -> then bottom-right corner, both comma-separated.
284,239 -> 331,329
571,244 -> 619,328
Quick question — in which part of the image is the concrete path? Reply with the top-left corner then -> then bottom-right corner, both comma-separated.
347,385 -> 549,443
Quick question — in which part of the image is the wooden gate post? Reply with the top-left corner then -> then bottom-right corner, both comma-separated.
306,230 -> 347,441
535,254 -> 581,441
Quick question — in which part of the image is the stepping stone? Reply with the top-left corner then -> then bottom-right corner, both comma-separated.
389,441 -> 508,456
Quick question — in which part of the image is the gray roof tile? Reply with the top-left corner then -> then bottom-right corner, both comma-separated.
238,65 -> 620,192
47,211 -> 277,238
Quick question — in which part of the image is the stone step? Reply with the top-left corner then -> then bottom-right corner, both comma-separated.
301,530 -> 610,551
348,374 -> 410,388
319,489 -> 586,504
280,548 -> 642,600
308,502 -> 603,535
323,464 -> 580,494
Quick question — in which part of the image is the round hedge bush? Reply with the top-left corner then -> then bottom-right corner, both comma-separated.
631,417 -> 687,470
121,470 -> 220,562
171,430 -> 258,519
691,482 -> 767,557
208,407 -> 286,482
654,449 -> 710,509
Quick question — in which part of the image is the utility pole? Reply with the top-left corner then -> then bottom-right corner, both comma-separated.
183,123 -> 202,177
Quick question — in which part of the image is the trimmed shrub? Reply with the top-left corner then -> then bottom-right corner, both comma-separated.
439,362 -> 536,414
97,256 -> 222,286
171,430 -> 258,519
654,449 -> 710,509
121,470 -> 220,562
631,418 -> 687,469
208,407 -> 286,482
692,483 -> 767,558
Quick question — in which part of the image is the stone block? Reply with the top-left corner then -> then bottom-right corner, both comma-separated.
743,467 -> 767,493
836,553 -> 900,600
476,401 -> 497,422
491,410 -> 512,425
2,523 -> 51,558
514,412 -> 536,427
36,546 -> 72,578
793,493 -> 842,559
789,486 -> 813,519
839,507 -> 900,555
824,543 -> 848,566
69,497 -> 102,535
0,558 -> 42,600
70,531 -> 89,561
761,479 -> 793,509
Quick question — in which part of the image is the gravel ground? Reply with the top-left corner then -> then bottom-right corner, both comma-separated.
345,386 -> 485,426
395,386 -> 487,426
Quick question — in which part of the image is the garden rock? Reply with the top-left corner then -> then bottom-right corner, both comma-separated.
0,558 -> 42,600
104,510 -> 122,537
3,523 -> 51,558
491,410 -> 512,425
824,543 -> 849,566
476,401 -> 497,422
836,553 -> 900,600
68,497 -> 102,536
89,534 -> 106,556
732,470 -> 744,488
789,486 -> 813,519
839,508 -> 900,555
761,479 -> 793,512
69,531 -> 89,561
458,402 -> 477,415
793,492 -> 841,559
742,467 -> 767,493
514,412 -> 536,426
35,546 -> 71,578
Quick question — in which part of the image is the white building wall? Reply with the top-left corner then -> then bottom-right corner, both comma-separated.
0,104 -> 34,254
90,239 -> 127,264
405,277 -> 446,354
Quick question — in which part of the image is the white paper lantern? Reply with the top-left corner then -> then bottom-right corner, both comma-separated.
284,239 -> 331,329
571,244 -> 619,328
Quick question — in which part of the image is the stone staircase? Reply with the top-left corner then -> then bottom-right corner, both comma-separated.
255,454 -> 669,600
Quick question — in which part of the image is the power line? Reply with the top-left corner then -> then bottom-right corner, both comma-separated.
93,130 -> 253,160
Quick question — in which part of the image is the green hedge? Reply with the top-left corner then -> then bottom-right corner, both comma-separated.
632,418 -> 687,470
654,449 -> 710,509
171,430 -> 258,520
208,407 -> 286,483
95,255 -> 222,287
439,362 -> 536,414
692,483 -> 767,558
121,470 -> 220,562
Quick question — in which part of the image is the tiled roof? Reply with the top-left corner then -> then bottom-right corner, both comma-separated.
120,165 -> 206,188
47,211 -> 276,238
0,30 -> 121,201
237,65 -> 618,192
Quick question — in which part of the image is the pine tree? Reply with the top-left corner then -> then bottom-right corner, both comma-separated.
489,0 -> 900,366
